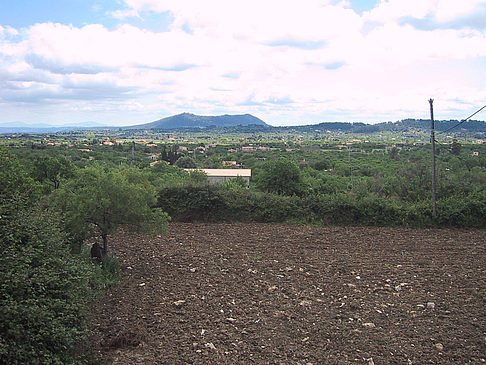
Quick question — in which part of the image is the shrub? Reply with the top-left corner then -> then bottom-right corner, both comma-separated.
0,205 -> 94,364
158,184 -> 228,222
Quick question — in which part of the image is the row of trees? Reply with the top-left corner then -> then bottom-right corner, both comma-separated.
0,149 -> 169,364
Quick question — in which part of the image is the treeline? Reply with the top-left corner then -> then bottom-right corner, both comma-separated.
158,154 -> 486,228
124,118 -> 486,135
289,119 -> 486,134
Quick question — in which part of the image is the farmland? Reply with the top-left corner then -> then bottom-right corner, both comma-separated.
90,223 -> 485,364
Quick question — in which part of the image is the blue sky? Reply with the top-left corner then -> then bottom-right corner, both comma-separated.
0,0 -> 485,126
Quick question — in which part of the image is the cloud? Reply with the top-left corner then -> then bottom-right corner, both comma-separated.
222,72 -> 240,79
110,8 -> 140,19
308,61 -> 346,70
135,63 -> 198,72
365,0 -> 486,27
264,97 -> 294,105
398,3 -> 486,31
26,54 -> 117,74
266,38 -> 327,50
1,0 -> 486,125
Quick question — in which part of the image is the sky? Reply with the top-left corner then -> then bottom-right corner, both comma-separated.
0,0 -> 485,127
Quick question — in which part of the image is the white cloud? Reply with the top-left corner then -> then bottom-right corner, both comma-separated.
366,0 -> 485,24
0,0 -> 485,125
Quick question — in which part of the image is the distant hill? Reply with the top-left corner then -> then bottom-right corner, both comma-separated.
288,119 -> 486,135
129,113 -> 268,129
0,121 -> 109,134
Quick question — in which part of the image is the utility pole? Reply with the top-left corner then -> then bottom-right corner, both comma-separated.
429,98 -> 437,217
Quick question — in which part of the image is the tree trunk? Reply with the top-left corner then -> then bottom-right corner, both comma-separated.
91,242 -> 103,260
102,233 -> 108,257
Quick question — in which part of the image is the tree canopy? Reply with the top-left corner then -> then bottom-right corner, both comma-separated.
50,165 -> 169,256
255,158 -> 306,196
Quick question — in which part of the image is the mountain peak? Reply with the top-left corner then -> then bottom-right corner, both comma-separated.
130,113 -> 268,129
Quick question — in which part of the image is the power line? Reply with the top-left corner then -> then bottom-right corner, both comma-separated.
439,104 -> 486,134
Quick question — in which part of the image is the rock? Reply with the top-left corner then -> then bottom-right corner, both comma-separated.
268,285 -> 278,292
363,322 -> 376,328
427,302 -> 436,310
367,358 -> 375,365
205,342 -> 216,350
226,317 -> 236,323
173,300 -> 186,307
435,343 -> 444,351
190,267 -> 197,272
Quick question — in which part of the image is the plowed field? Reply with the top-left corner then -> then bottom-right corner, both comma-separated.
89,223 -> 486,364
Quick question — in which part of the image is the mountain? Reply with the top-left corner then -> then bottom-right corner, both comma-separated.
0,121 -> 110,134
129,113 -> 268,129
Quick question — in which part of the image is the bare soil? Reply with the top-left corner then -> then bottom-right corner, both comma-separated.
89,223 -> 486,364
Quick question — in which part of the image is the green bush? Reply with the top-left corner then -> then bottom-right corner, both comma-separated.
436,192 -> 486,228
0,205 -> 94,364
158,184 -> 228,222
0,149 -> 112,364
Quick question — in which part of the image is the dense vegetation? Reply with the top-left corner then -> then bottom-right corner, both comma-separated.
1,124 -> 485,361
0,149 -> 167,363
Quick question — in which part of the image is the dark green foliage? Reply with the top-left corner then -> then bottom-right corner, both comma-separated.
0,150 -> 96,364
254,158 -> 307,196
157,181 -> 486,228
0,207 -> 93,365
158,184 -> 227,222
175,155 -> 197,168
450,139 -> 461,155
0,148 -> 37,202
32,155 -> 74,191
50,165 -> 169,255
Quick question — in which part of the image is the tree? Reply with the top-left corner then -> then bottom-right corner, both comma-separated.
0,149 -> 94,364
389,147 -> 399,160
32,156 -> 73,190
175,155 -> 197,168
255,158 -> 306,196
451,139 -> 461,155
0,149 -> 37,201
50,166 -> 169,257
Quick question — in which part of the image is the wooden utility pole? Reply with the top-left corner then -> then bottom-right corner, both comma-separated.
429,98 -> 437,217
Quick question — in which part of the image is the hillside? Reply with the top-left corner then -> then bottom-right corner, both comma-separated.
291,119 -> 486,134
129,113 -> 268,129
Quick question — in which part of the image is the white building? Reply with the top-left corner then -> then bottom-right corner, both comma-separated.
185,169 -> 251,187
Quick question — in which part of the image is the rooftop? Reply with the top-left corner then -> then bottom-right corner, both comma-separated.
185,169 -> 251,177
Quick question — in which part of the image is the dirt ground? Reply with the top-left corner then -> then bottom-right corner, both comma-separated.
89,223 -> 486,364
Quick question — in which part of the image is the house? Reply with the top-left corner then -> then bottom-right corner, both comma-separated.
185,169 -> 251,187
222,160 -> 237,166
